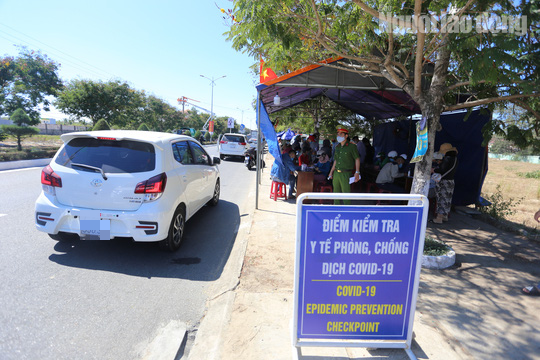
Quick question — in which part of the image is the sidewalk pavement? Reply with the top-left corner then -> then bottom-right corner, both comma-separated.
190,160 -> 540,360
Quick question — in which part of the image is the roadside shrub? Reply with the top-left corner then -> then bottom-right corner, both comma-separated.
423,236 -> 451,256
0,147 -> 59,162
480,184 -> 524,220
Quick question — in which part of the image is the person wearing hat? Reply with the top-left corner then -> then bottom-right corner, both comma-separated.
328,128 -> 360,204
432,143 -> 459,224
314,150 -> 332,178
375,153 -> 407,193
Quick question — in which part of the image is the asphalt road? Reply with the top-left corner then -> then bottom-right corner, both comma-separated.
0,145 -> 256,360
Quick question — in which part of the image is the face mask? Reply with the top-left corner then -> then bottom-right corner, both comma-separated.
336,136 -> 345,143
398,163 -> 403,168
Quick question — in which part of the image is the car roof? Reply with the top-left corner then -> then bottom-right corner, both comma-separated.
223,133 -> 246,136
61,130 -> 191,146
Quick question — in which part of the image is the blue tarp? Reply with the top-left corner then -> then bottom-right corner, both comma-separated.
373,109 -> 490,206
277,128 -> 296,140
257,100 -> 283,167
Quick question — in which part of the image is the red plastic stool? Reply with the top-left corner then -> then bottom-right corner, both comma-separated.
270,180 -> 287,201
317,184 -> 333,204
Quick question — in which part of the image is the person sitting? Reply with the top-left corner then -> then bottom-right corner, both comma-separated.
281,140 -> 292,154
270,149 -> 301,199
298,144 -> 312,167
314,150 -> 332,178
374,150 -> 397,170
320,139 -> 333,159
375,154 -> 407,193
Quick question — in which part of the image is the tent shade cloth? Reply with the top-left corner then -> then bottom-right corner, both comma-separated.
256,58 -> 421,119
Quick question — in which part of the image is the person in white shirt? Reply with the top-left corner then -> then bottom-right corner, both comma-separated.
375,154 -> 407,193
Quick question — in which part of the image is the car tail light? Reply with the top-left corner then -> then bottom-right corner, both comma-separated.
41,165 -> 62,187
239,142 -> 247,145
135,173 -> 167,202
220,140 -> 228,144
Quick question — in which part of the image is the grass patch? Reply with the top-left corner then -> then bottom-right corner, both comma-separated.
517,170 -> 540,179
423,236 -> 451,256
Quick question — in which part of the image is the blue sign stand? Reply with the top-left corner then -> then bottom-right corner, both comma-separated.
293,193 -> 428,360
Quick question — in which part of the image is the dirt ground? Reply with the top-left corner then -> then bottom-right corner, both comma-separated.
482,158 -> 540,231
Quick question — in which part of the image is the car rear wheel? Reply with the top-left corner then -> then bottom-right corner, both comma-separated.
207,179 -> 220,206
159,205 -> 185,252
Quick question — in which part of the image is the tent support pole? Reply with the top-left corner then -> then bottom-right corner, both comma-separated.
256,92 -> 261,209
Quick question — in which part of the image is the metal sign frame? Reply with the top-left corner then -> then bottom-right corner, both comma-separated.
293,192 -> 429,360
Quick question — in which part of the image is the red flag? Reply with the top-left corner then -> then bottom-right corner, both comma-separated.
260,58 -> 278,83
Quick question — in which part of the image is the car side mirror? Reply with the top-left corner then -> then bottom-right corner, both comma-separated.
213,157 -> 221,165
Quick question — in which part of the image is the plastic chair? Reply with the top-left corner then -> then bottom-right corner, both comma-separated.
270,180 -> 287,201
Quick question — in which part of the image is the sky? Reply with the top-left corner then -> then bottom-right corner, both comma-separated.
0,0 -> 260,129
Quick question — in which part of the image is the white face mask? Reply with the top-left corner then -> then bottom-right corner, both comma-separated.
337,136 -> 345,143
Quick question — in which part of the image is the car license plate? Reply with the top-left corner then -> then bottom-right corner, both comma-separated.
79,210 -> 111,240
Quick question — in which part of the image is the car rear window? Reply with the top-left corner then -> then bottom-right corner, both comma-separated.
223,135 -> 245,143
55,137 -> 156,173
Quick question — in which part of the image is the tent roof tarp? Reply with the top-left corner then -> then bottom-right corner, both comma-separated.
256,58 -> 420,119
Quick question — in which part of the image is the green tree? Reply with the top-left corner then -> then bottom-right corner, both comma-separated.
93,119 -> 111,131
55,79 -> 143,127
136,95 -> 185,131
225,0 -> 539,196
0,48 -> 63,122
1,108 -> 40,150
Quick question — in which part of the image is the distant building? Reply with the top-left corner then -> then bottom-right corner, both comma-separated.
41,118 -> 57,124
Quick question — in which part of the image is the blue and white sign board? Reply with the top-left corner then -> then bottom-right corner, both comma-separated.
293,193 -> 428,360
227,117 -> 235,129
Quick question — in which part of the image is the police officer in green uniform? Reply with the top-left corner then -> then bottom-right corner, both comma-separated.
328,128 -> 360,204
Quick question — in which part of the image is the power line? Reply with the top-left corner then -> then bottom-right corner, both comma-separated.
0,22 -> 116,79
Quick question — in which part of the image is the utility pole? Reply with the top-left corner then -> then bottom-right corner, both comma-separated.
200,75 -> 226,122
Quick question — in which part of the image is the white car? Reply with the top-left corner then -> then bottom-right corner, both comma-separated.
219,133 -> 248,160
35,130 -> 221,251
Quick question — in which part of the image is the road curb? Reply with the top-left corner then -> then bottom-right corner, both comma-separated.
186,172 -> 257,359
0,158 -> 51,171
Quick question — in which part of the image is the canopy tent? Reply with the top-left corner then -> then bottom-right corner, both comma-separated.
254,58 -> 489,207
256,57 -> 421,119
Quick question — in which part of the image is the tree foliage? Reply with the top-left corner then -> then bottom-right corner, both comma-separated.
55,79 -> 143,126
224,0 -> 539,195
1,108 -> 40,150
93,119 -> 111,131
0,48 -> 63,123
137,123 -> 151,131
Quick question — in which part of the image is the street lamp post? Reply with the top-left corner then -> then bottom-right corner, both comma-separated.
200,75 -> 226,122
